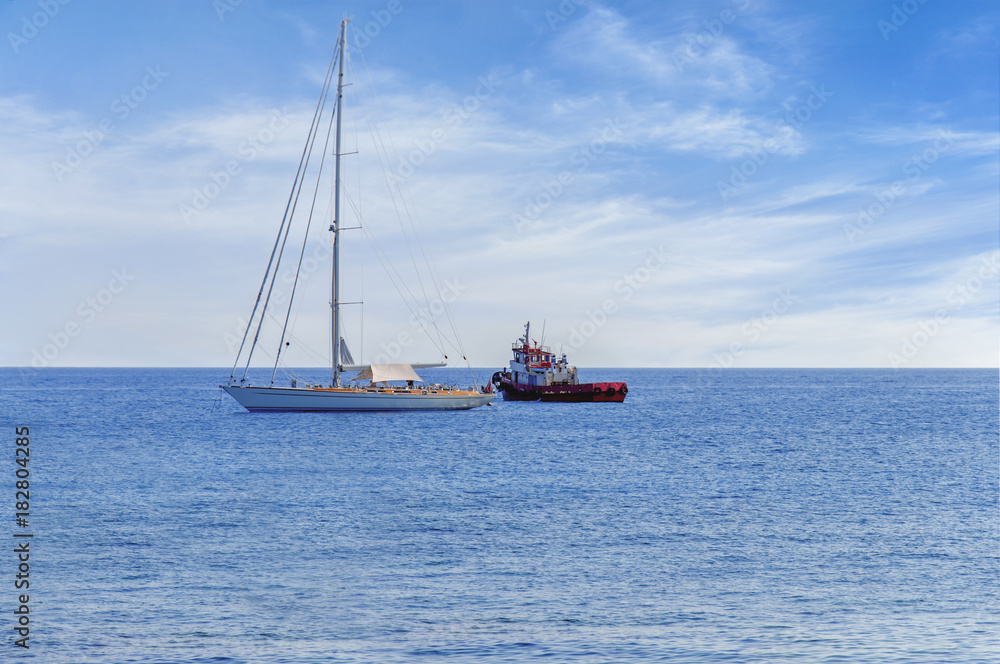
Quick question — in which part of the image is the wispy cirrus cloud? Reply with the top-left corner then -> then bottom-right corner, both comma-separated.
637,102 -> 803,158
854,125 -> 1000,155
550,5 -> 777,98
929,13 -> 1000,60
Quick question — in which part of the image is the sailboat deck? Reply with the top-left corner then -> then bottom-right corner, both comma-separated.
306,386 -> 483,396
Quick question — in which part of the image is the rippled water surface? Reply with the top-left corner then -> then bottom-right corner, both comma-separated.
2,368 -> 997,663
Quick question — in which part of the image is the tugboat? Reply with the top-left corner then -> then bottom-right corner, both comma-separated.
491,322 -> 628,402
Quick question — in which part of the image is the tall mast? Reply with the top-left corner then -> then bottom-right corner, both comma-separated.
331,18 -> 349,387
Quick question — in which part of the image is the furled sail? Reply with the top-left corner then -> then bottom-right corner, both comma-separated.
351,363 -> 423,384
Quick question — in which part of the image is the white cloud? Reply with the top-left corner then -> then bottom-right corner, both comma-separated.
638,102 -> 803,158
551,5 -> 776,98
855,125 -> 1000,156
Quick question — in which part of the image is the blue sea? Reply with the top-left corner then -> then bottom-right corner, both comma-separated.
1,368 -> 997,663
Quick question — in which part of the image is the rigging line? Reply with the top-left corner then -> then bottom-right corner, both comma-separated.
365,140 -> 451,359
401,171 -> 470,360
351,49 -> 450,325
341,197 -> 447,359
279,329 -> 328,367
239,41 -> 340,382
245,45 -> 338,382
354,44 -> 462,359
289,327 -> 328,365
348,57 -> 362,235
230,42 -> 340,383
398,176 -> 465,345
275,325 -> 329,369
337,209 -> 468,362
341,187 -> 448,357
244,339 -> 284,379
339,185 -> 437,340
350,47 -> 448,356
347,58 -> 365,366
392,170 -> 472,373
386,137 -> 471,364
403,171 -> 472,368
258,309 -> 328,384
360,228 -> 446,357
357,71 -> 469,365
382,132 -> 462,352
349,28 -> 469,372
264,307 -> 327,367
283,246 -> 329,369
366,132 -> 448,359
270,66 -> 340,385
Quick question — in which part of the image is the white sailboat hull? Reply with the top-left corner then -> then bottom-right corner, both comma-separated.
222,385 -> 494,412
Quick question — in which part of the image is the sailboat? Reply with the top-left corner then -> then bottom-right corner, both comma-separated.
221,19 -> 493,412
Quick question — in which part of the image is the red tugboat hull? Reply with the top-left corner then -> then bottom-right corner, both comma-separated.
497,377 -> 627,403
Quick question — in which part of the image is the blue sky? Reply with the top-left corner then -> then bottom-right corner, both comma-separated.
1,0 -> 997,369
